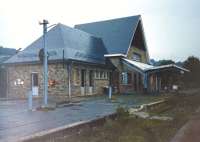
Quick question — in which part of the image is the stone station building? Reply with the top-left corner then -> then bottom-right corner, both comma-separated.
3,15 -> 188,98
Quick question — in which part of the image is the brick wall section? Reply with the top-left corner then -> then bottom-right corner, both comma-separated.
118,71 -> 144,94
148,74 -> 157,92
127,46 -> 148,63
6,63 -> 111,98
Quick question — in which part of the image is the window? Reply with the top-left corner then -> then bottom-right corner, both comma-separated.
94,70 -> 108,79
132,53 -> 142,62
104,72 -> 108,79
95,71 -> 100,79
89,70 -> 94,86
121,72 -> 131,84
73,68 -> 79,85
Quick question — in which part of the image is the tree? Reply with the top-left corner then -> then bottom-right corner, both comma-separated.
156,59 -> 175,66
182,56 -> 200,87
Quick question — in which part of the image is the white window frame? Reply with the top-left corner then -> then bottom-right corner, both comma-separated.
122,72 -> 128,84
132,53 -> 142,62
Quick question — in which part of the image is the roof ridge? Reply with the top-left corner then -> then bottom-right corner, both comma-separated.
75,15 -> 141,27
58,23 -> 102,39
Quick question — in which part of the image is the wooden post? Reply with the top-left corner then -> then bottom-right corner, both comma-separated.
159,77 -> 162,92
143,73 -> 148,92
155,74 -> 158,92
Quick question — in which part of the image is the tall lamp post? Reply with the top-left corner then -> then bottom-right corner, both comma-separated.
39,20 -> 49,106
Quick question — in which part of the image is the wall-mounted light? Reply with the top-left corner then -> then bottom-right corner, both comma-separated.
14,78 -> 24,86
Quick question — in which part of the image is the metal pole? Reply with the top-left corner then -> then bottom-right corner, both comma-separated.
28,90 -> 33,110
68,63 -> 71,100
109,72 -> 112,99
109,86 -> 112,99
40,20 -> 49,106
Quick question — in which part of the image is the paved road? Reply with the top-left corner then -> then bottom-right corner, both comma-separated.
0,95 -> 160,142
170,110 -> 200,142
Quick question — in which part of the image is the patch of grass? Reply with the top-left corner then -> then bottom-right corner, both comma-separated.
28,90 -> 200,142
70,94 -> 200,142
116,106 -> 130,118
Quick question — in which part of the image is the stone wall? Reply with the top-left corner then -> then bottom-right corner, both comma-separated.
71,63 -> 110,96
6,63 -> 68,98
6,62 -> 111,98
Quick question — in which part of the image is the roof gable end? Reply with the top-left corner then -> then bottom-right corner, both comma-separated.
75,15 -> 141,55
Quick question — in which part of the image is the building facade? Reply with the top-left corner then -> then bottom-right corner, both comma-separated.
6,62 -> 112,98
4,15 -> 188,98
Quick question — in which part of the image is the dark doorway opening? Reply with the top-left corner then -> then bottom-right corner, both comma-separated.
0,68 -> 7,98
81,69 -> 86,87
89,70 -> 94,87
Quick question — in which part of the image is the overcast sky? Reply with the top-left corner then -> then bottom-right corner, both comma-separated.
0,0 -> 200,61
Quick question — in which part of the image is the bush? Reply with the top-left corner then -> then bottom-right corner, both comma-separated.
116,106 -> 130,118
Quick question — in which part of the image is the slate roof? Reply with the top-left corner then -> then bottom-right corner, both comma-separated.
5,24 -> 107,65
0,47 -> 16,64
5,15 -> 143,65
75,15 -> 141,54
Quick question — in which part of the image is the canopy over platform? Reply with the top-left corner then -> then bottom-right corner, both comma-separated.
121,58 -> 189,92
122,58 -> 189,74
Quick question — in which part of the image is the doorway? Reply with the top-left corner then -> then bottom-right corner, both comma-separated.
31,73 -> 39,96
81,69 -> 86,95
88,70 -> 94,95
0,68 -> 7,98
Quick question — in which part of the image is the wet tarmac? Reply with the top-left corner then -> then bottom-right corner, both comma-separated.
0,95 -> 160,142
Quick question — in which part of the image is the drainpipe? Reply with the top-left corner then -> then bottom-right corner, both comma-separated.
67,63 -> 71,100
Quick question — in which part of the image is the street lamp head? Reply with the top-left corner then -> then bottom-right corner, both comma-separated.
39,19 -> 49,25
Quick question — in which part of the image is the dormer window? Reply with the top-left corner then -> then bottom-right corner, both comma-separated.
132,53 -> 141,62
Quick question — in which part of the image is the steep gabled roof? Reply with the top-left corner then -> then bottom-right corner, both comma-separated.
5,24 -> 107,65
75,15 -> 141,55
